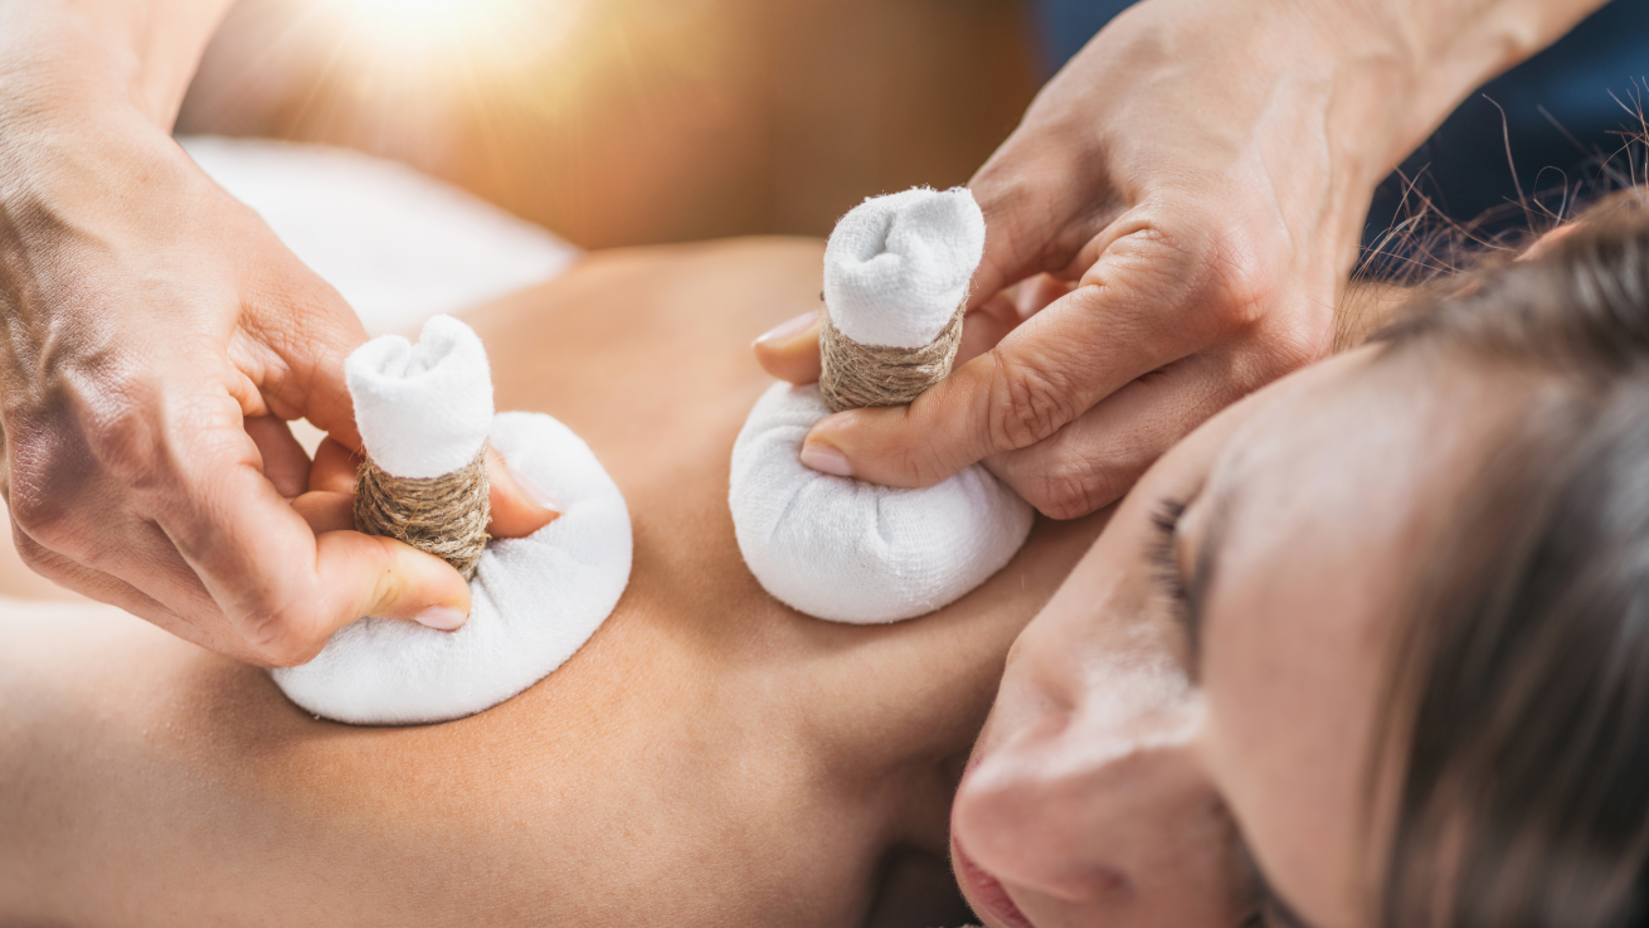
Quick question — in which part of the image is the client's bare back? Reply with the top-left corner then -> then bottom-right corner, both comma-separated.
0,239 -> 1106,928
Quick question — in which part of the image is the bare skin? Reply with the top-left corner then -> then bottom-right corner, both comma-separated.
0,239 -> 1106,928
948,345 -> 1532,927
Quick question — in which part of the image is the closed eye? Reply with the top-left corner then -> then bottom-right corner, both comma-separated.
1147,495 -> 1201,671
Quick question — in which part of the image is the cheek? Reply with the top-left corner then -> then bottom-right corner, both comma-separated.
1200,567 -> 1389,927
955,537 -> 1220,894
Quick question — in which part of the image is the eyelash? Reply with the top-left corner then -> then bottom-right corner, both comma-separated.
1245,897 -> 1297,928
1236,841 -> 1312,928
1248,877 -> 1313,928
1240,904 -> 1285,928
1147,496 -> 1192,622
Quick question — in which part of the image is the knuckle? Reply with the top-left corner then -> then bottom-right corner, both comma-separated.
1023,454 -> 1123,520
80,389 -> 169,488
5,468 -> 78,545
1197,231 -> 1286,334
10,524 -> 57,571
2,383 -> 182,552
28,348 -> 237,498
986,353 -> 1085,452
238,608 -> 324,668
11,363 -> 168,496
886,431 -> 956,487
231,593 -> 327,668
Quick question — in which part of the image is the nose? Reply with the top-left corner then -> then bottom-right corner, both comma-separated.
954,659 -> 1244,924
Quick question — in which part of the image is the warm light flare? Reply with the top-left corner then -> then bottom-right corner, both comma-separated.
328,0 -> 584,69
252,0 -> 596,173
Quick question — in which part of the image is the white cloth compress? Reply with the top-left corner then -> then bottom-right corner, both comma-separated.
272,316 -> 633,725
729,188 -> 1034,624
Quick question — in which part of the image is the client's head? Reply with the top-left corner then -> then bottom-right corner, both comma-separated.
952,195 -> 1649,928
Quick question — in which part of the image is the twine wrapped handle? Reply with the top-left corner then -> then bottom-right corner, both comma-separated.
815,186 -> 984,415
356,450 -> 491,579
346,315 -> 497,581
818,299 -> 965,412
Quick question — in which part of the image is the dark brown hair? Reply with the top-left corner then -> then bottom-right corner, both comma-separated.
1372,190 -> 1649,928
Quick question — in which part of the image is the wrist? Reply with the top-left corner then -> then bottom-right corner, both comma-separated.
1297,0 -> 1610,173
0,0 -> 233,131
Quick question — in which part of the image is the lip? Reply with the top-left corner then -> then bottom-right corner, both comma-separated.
954,835 -> 1036,928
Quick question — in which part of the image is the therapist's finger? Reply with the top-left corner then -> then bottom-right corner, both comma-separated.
965,146 -> 1123,309
956,295 -> 1025,368
231,258 -> 370,454
154,393 -> 474,663
1013,274 -> 1074,319
753,309 -> 823,384
244,415 -> 312,500
486,446 -> 560,539
798,221 -> 1231,495
292,489 -> 355,535
983,350 -> 1256,517
307,437 -> 363,495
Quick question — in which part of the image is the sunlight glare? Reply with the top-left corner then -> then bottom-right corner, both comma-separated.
330,0 -> 583,69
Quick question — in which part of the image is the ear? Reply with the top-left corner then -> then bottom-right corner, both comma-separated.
1519,222 -> 1582,262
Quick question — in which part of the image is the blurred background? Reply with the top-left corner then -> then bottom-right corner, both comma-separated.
178,0 -> 1041,249
178,0 -> 1646,254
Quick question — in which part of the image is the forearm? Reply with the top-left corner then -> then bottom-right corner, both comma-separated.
1316,0 -> 1611,170
0,0 -> 233,129
0,0 -> 234,279
1024,0 -> 1612,218
1165,0 -> 1616,269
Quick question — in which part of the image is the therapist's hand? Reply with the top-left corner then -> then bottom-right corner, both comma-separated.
761,0 -> 1604,518
0,109 -> 551,665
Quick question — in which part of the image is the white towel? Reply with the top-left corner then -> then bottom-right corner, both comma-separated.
271,318 -> 633,725
823,186 -> 985,348
181,136 -> 578,336
730,383 -> 1033,623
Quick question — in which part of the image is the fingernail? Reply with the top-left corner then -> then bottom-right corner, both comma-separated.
415,605 -> 468,631
505,462 -> 558,512
753,311 -> 817,346
800,440 -> 853,477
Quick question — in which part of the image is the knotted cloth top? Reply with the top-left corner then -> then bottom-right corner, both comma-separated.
818,187 -> 986,412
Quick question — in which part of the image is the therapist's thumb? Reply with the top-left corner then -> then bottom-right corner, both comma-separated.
312,529 -> 477,641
